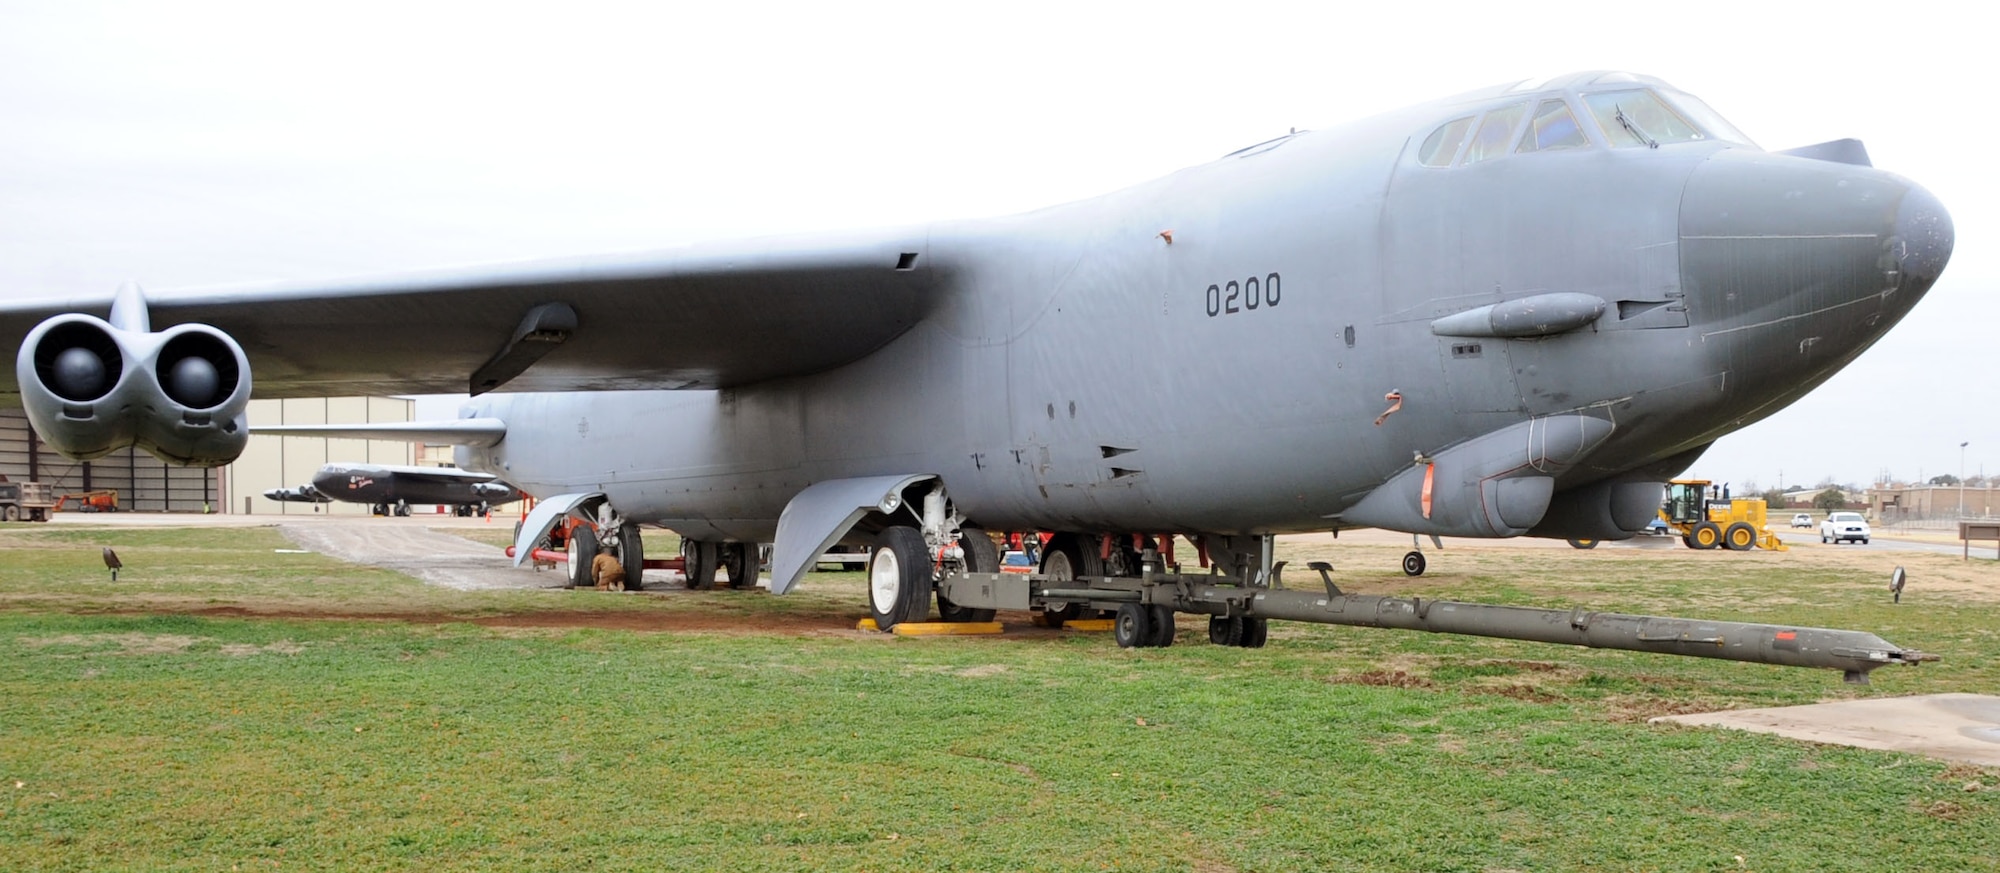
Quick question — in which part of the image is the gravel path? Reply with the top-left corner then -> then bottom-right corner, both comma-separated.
279,521 -> 560,590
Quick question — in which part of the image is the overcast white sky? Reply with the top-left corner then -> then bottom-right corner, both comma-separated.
1,0 -> 1990,492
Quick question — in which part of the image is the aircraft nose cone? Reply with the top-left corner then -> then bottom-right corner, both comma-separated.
1679,150 -> 1950,361
1892,180 -> 1953,294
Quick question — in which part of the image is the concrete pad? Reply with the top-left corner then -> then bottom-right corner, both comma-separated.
1653,693 -> 2000,766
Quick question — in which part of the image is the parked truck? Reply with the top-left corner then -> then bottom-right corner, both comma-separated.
0,480 -> 58,523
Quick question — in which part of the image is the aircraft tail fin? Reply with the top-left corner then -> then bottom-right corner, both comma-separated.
252,418 -> 507,447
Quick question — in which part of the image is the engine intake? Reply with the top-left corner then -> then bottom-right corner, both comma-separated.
15,313 -> 253,467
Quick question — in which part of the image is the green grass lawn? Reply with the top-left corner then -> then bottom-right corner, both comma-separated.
1,524 -> 1995,871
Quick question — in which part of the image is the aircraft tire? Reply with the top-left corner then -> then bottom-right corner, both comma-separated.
1691,522 -> 1722,550
1723,522 -> 1757,551
618,522 -> 645,591
1113,602 -> 1153,648
1146,604 -> 1176,648
1037,533 -> 1103,628
938,528 -> 999,623
567,525 -> 599,589
684,539 -> 718,590
1208,615 -> 1243,646
1401,550 -> 1427,576
867,526 -> 933,630
722,542 -> 761,591
1240,617 -> 1269,649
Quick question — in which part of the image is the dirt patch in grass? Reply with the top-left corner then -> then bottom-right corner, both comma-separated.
18,632 -> 206,655
16,632 -> 307,657
1602,694 -> 1735,723
1341,669 -> 1437,689
151,604 -> 853,635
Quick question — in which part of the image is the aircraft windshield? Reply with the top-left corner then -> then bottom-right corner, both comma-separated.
1661,91 -> 1756,147
1517,99 -> 1589,153
1583,89 -> 1705,148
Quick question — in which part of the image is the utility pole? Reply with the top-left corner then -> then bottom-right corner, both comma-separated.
1960,441 -> 1969,518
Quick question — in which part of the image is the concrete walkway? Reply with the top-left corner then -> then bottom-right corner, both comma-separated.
1654,693 -> 2000,766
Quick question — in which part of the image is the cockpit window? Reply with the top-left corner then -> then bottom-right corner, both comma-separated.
1462,102 -> 1527,164
1583,89 -> 1703,148
1518,99 -> 1589,153
1417,116 -> 1474,167
1662,91 -> 1756,147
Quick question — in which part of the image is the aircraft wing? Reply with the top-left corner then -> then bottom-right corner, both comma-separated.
0,228 -> 939,399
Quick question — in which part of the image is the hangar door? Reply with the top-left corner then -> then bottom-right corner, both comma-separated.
0,409 -> 219,513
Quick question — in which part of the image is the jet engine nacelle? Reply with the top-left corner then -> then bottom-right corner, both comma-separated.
1527,480 -> 1667,542
1343,415 -> 1616,538
15,313 -> 252,467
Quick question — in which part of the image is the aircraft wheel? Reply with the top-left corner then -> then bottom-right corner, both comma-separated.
395,500 -> 410,517
1567,538 -> 1599,550
1037,533 -> 1102,628
683,539 -> 718,590
721,542 -> 761,590
1401,550 -> 1427,576
1208,615 -> 1244,646
1113,602 -> 1154,648
1723,522 -> 1757,551
1240,617 -> 1269,649
867,526 -> 932,630
1146,604 -> 1176,648
938,528 -> 999,623
566,524 -> 599,589
1689,522 -> 1722,550
618,522 -> 645,591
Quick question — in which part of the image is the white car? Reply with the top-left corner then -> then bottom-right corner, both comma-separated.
1791,513 -> 1814,528
1820,511 -> 1871,545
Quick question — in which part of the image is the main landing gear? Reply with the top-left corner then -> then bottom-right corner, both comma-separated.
560,507 -> 647,591
863,485 -> 1001,631
681,540 -> 761,590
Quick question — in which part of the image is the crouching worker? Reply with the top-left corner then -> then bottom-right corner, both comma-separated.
590,551 -> 627,592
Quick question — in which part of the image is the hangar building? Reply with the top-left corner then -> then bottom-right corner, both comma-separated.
1,398 -> 418,516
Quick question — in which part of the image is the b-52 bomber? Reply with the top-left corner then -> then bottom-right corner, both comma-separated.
263,462 -> 520,516
2,72 -> 1951,681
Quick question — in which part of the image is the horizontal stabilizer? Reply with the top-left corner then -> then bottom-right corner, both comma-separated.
252,418 -> 507,447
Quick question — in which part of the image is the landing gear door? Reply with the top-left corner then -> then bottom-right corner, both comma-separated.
510,492 -> 604,567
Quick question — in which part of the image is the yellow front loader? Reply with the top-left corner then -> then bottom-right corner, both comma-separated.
1659,480 -> 1788,551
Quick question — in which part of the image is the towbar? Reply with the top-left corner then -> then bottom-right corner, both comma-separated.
1171,583 -> 1935,684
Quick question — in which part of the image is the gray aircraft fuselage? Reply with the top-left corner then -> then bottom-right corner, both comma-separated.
456,73 -> 1950,544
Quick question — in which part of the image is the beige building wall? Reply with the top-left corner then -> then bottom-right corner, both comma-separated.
1869,484 -> 2000,522
226,397 -> 415,515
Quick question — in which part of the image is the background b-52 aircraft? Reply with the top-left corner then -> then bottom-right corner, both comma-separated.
263,462 -> 520,517
0,72 -> 1951,677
